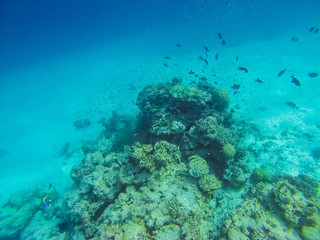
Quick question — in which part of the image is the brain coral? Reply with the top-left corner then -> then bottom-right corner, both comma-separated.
188,155 -> 209,178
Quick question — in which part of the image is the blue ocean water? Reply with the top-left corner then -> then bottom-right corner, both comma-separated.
0,0 -> 320,239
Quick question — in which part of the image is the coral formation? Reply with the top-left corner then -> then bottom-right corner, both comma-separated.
222,143 -> 236,159
199,174 -> 222,192
4,77 -> 319,239
188,155 -> 209,178
252,167 -> 270,183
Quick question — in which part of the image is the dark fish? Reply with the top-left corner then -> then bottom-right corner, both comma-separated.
309,27 -> 315,32
230,108 -> 235,114
49,183 -> 52,188
163,63 -> 168,67
189,80 -> 196,85
221,39 -> 226,45
215,53 -> 219,60
188,70 -> 195,74
176,43 -> 182,47
309,26 -> 319,33
285,102 -> 299,109
238,66 -> 248,73
236,54 -> 239,61
200,77 -> 207,81
214,81 -> 218,84
231,84 -> 241,90
217,32 -> 223,39
291,75 -> 301,86
277,69 -> 286,77
308,72 -> 318,78
199,56 -> 208,65
225,1 -> 231,7
194,74 -> 199,77
164,56 -> 170,59
255,78 -> 263,83
205,52 -> 208,57
291,37 -> 298,42
204,46 -> 209,52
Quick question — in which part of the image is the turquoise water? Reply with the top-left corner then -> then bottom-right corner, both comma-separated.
0,0 -> 320,239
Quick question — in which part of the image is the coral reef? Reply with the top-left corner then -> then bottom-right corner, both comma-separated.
59,77 -> 244,238
4,77 -> 319,239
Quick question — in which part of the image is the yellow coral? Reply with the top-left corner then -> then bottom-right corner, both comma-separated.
222,143 -> 236,159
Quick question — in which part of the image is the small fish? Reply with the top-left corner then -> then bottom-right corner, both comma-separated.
308,72 -> 318,78
238,66 -> 248,73
215,53 -> 219,60
199,56 -> 208,65
225,1 -> 231,7
236,54 -> 239,61
43,196 -> 51,207
221,39 -> 226,45
285,102 -> 299,109
200,77 -> 207,81
291,75 -> 301,86
188,70 -> 195,74
175,43 -> 182,47
163,63 -> 168,67
194,74 -> 199,77
214,81 -> 218,84
309,27 -> 315,32
189,80 -> 196,85
291,37 -> 298,42
277,69 -> 286,77
255,78 -> 263,83
309,26 -> 319,33
231,84 -> 241,90
204,46 -> 209,52
217,32 -> 223,39
164,56 -> 170,59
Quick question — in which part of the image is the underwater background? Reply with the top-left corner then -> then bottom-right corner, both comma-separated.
0,0 -> 320,239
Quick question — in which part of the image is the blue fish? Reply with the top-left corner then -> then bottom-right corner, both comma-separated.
43,196 -> 51,207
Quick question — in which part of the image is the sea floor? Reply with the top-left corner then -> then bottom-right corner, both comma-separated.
0,28 -> 319,205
